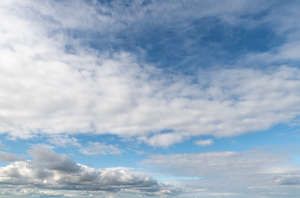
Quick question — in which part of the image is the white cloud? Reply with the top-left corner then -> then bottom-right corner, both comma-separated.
195,139 -> 214,146
1,0 -> 300,147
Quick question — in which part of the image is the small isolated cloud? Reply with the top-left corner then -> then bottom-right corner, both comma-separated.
195,139 -> 214,147
79,142 -> 122,156
0,146 -> 178,197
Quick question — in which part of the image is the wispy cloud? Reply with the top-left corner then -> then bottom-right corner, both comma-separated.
47,135 -> 122,156
79,142 -> 122,156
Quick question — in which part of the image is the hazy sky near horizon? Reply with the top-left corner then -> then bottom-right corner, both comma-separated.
1,0 -> 300,197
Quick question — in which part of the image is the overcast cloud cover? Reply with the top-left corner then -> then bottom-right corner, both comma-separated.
1,0 -> 300,197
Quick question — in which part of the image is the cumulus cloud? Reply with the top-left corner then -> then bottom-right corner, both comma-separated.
1,0 -> 300,148
0,146 -> 177,197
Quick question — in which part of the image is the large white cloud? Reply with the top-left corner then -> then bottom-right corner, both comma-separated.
1,0 -> 300,147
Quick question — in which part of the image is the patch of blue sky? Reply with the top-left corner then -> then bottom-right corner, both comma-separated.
178,124 -> 300,153
126,124 -> 300,157
66,134 -> 148,168
0,135 -> 28,156
291,155 -> 300,166
68,18 -> 282,73
0,134 -> 143,168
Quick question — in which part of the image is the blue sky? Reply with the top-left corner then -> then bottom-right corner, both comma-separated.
1,0 -> 300,197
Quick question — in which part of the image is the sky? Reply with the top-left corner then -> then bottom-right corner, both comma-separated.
1,0 -> 300,197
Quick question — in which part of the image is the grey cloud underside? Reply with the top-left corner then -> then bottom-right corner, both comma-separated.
0,147 -> 176,195
1,0 -> 300,147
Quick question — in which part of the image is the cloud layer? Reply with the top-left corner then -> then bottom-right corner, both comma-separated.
1,0 -> 300,148
143,149 -> 300,197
